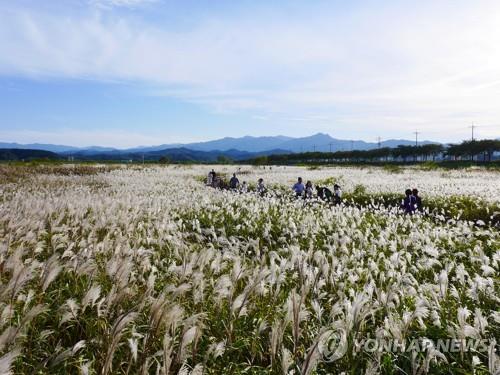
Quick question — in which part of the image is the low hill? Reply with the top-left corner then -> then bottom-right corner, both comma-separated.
0,148 -> 61,161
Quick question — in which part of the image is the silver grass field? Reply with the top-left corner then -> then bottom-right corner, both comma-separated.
0,164 -> 499,374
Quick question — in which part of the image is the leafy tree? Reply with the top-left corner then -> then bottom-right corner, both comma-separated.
158,156 -> 170,164
253,138 -> 498,164
253,155 -> 269,165
217,155 -> 233,164
476,139 -> 500,161
392,145 -> 414,162
419,144 -> 444,161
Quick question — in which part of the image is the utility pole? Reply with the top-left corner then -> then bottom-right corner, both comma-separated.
470,122 -> 475,141
313,144 -> 316,152
350,140 -> 354,151
469,122 -> 477,161
413,131 -> 419,162
377,136 -> 381,148
329,143 -> 333,153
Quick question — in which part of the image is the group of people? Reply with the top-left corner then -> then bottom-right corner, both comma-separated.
229,173 -> 265,195
207,169 -> 251,192
207,169 -> 423,213
292,177 -> 343,204
401,188 -> 423,214
207,170 -> 343,203
229,173 -> 249,193
206,169 -> 218,187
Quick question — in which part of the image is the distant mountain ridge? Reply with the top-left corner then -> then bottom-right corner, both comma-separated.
0,142 -> 82,153
61,147 -> 290,162
1,133 -> 438,154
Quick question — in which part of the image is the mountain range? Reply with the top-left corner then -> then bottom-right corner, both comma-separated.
0,133 -> 437,155
63,148 -> 290,162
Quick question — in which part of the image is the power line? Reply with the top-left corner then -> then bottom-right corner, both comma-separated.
476,124 -> 500,129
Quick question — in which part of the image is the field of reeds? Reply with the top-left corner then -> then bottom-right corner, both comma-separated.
0,164 -> 498,374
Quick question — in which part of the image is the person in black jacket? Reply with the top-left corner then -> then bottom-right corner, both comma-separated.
333,184 -> 342,205
229,173 -> 240,190
412,188 -> 423,212
316,186 -> 333,202
401,189 -> 417,214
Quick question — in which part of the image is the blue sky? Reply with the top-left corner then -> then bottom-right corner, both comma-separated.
1,0 -> 500,147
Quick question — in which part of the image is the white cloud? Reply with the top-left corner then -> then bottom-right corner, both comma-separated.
0,1 -> 500,141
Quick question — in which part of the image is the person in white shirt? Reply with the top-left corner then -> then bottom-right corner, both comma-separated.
240,181 -> 248,193
305,180 -> 313,199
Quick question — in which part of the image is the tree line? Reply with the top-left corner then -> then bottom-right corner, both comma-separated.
249,139 -> 500,164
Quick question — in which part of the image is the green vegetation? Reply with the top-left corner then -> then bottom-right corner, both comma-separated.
158,156 -> 171,164
382,164 -> 403,173
216,155 -> 234,164
246,139 -> 500,167
0,164 -> 123,184
344,191 -> 499,226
